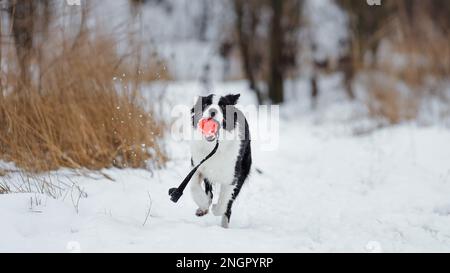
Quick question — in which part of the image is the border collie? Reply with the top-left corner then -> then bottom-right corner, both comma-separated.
190,94 -> 252,228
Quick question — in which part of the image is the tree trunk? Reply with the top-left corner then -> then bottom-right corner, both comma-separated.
10,0 -> 35,90
341,45 -> 356,100
198,0 -> 209,42
268,0 -> 284,104
310,74 -> 319,109
233,0 -> 264,105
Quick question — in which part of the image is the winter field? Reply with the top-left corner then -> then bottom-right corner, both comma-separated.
1,0 -> 450,254
1,78 -> 450,253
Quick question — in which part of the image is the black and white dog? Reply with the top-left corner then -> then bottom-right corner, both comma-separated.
190,94 -> 252,228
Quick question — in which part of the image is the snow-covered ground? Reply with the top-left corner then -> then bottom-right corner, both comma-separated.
1,78 -> 450,253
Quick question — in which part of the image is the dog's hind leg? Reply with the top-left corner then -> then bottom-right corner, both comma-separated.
212,183 -> 243,228
191,172 -> 213,217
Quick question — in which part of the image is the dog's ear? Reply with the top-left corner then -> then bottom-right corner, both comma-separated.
222,94 -> 240,105
192,94 -> 213,111
196,94 -> 213,105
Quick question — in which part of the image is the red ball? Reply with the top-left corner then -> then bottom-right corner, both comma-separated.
199,118 -> 219,137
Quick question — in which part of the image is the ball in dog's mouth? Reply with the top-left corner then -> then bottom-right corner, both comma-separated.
199,118 -> 219,142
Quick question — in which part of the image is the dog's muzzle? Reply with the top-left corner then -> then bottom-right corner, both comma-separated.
205,134 -> 216,142
199,118 -> 220,142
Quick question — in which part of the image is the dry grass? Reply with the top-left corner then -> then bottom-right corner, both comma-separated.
364,10 -> 450,124
379,14 -> 450,87
0,32 -> 167,172
0,184 -> 8,194
366,76 -> 418,125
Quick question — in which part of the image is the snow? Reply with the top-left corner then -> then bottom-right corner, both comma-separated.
1,79 -> 450,253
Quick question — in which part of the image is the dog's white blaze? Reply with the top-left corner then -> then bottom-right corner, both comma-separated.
202,105 -> 224,123
212,94 -> 220,105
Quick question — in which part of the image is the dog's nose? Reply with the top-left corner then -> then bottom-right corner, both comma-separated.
209,109 -> 217,118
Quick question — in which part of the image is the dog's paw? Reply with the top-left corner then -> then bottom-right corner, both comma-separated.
195,208 -> 209,217
212,204 -> 224,216
221,216 -> 230,229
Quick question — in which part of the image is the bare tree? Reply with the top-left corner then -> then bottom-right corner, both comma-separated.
233,0 -> 302,104
233,0 -> 265,104
198,0 -> 209,42
6,0 -> 54,93
9,0 -> 35,89
268,0 -> 284,104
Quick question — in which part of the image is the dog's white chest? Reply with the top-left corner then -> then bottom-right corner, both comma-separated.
190,138 -> 241,185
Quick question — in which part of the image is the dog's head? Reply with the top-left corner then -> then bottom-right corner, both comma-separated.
191,94 -> 241,142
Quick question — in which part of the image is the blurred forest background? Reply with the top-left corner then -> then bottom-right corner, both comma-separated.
0,0 -> 449,172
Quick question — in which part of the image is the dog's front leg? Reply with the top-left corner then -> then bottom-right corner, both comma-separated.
190,172 -> 212,217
